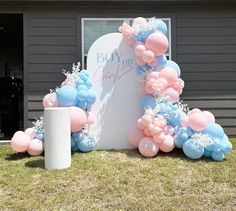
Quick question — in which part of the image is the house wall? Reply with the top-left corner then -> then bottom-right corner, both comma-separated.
0,2 -> 236,136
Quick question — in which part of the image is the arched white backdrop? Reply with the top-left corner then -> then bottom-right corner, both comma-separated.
87,33 -> 142,149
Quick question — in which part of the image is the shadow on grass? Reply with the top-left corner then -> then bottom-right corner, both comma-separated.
120,148 -> 217,163
5,152 -> 30,161
25,159 -> 45,169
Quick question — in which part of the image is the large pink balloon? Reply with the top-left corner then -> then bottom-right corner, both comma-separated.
86,112 -> 95,124
145,32 -> 169,56
188,113 -> 208,131
138,137 -> 159,157
159,135 -> 175,152
25,128 -> 36,140
27,139 -> 44,156
202,111 -> 215,124
187,108 -> 201,116
11,131 -> 31,153
69,106 -> 87,132
43,93 -> 58,108
128,126 -> 145,148
147,71 -> 159,80
159,67 -> 178,85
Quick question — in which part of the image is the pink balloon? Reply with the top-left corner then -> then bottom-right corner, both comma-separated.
138,137 -> 159,157
144,128 -> 152,137
159,67 -> 178,85
202,111 -> 215,124
27,139 -> 44,156
188,113 -> 208,131
43,93 -> 58,108
153,132 -> 165,144
157,78 -> 168,90
188,108 -> 201,116
11,131 -> 31,153
86,112 -> 95,124
164,125 -> 175,136
159,135 -> 175,152
180,116 -> 189,127
128,126 -> 145,148
137,119 -> 145,129
164,88 -> 179,103
145,32 -> 169,56
146,71 -> 159,80
69,106 -> 87,132
134,44 -> 146,57
25,128 -> 36,140
142,50 -> 155,63
61,77 -> 76,87
136,56 -> 146,66
132,17 -> 147,28
148,59 -> 157,67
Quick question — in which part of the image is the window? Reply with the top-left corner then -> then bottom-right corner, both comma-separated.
81,18 -> 172,68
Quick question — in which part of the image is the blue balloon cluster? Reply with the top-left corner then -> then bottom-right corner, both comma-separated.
175,123 -> 232,161
35,129 -> 44,141
71,132 -> 96,152
57,69 -> 96,110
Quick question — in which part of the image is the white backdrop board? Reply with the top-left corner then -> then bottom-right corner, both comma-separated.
87,33 -> 142,149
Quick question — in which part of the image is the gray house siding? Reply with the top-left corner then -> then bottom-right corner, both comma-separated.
0,2 -> 235,136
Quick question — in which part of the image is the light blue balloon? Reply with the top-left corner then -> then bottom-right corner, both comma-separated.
57,85 -> 78,107
203,123 -> 224,139
211,151 -> 224,161
151,19 -> 167,35
77,100 -> 88,110
140,95 -> 156,111
77,84 -> 88,91
36,132 -> 44,141
85,78 -> 92,88
222,134 -> 233,153
183,139 -> 204,159
156,55 -> 167,70
87,90 -> 96,104
203,149 -> 212,158
80,69 -> 89,77
165,60 -> 181,77
77,90 -> 88,101
77,136 -> 96,152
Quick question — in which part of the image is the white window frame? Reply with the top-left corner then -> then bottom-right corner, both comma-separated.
81,17 -> 172,68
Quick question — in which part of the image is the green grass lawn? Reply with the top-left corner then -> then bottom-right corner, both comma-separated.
0,139 -> 236,210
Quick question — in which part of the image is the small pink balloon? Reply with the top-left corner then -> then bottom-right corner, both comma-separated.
148,58 -> 157,67
141,114 -> 153,126
137,119 -> 145,129
159,67 -> 178,85
86,112 -> 95,124
144,128 -> 152,137
27,139 -> 44,156
128,126 -> 146,148
136,56 -> 146,66
187,108 -> 202,116
132,17 -> 147,28
11,131 -> 31,153
188,113 -> 208,131
142,50 -> 155,63
69,106 -> 87,132
43,93 -> 58,108
153,132 -> 165,143
61,77 -> 76,87
146,71 -> 159,80
135,44 -> 146,57
138,137 -> 159,158
25,128 -> 36,140
145,32 -> 169,56
202,111 -> 215,124
157,78 -> 168,90
180,116 -> 189,127
164,88 -> 179,103
159,135 -> 175,152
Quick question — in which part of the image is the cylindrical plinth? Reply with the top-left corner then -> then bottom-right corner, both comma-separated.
44,107 -> 71,169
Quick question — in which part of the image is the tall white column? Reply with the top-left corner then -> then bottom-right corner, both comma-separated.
44,107 -> 71,169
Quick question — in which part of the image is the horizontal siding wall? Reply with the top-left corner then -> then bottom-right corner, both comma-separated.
176,8 -> 236,136
26,12 -> 77,126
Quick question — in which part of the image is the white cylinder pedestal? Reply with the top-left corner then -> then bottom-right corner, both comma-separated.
44,107 -> 71,170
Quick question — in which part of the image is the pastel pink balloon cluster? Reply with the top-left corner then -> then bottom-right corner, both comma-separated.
11,128 -> 44,156
145,67 -> 184,103
134,32 -> 169,66
128,111 -> 175,157
181,108 -> 215,131
118,22 -> 135,46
